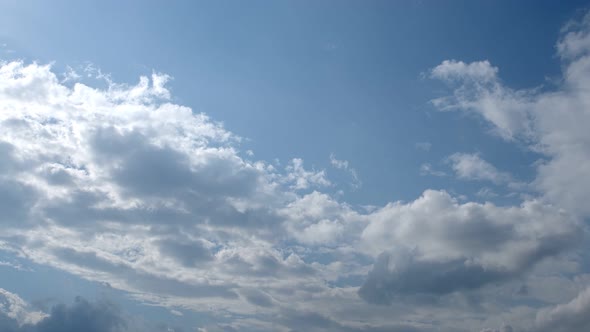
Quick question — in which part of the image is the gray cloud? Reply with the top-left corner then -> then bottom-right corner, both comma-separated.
157,238 -> 213,267
359,190 -> 580,303
480,327 -> 513,332
0,180 -> 37,227
359,252 -> 512,305
239,289 -> 274,308
535,287 -> 590,332
1,11 -> 590,330
278,308 -> 430,332
0,294 -> 182,332
54,247 -> 238,299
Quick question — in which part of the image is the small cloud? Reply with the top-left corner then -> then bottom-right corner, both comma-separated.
415,142 -> 432,151
431,59 -> 498,82
447,153 -> 511,184
61,66 -> 81,83
323,42 -> 338,51
329,153 -> 349,169
169,309 -> 183,316
0,288 -> 47,326
329,153 -> 362,190
0,260 -> 31,272
284,158 -> 331,190
476,187 -> 498,199
419,163 -> 446,177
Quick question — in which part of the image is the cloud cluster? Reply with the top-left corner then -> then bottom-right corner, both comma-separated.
430,12 -> 590,219
0,60 -> 382,330
359,190 -> 578,304
0,55 -> 583,331
2,11 -> 590,331
535,286 -> 590,332
427,11 -> 590,331
0,60 -> 325,311
0,289 -> 179,332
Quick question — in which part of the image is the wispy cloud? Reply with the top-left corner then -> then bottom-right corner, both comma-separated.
330,153 -> 362,190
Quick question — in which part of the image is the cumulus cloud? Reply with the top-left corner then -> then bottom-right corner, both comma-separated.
535,287 -> 590,332
0,291 -> 179,332
2,10 -> 590,330
0,60 -> 401,331
280,191 -> 364,246
284,158 -> 331,190
557,12 -> 590,60
359,190 -> 579,304
447,153 -> 515,185
0,57 -> 581,331
419,163 -> 446,177
430,60 -> 534,141
430,12 -> 590,219
0,60 -> 323,314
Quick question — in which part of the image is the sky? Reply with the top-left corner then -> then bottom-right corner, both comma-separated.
1,1 -> 590,331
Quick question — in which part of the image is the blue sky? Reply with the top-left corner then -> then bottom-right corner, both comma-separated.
3,0 -> 582,205
1,1 -> 590,331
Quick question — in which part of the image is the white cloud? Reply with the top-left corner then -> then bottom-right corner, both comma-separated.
170,309 -> 183,316
0,60 -> 407,331
61,66 -> 81,83
280,191 -> 364,246
476,187 -> 498,199
0,60 -> 322,320
430,12 -> 590,219
557,12 -> 590,60
359,190 -> 579,303
447,153 -> 513,184
535,287 -> 590,332
284,158 -> 331,190
330,153 -> 362,190
3,11 -> 590,329
419,163 -> 446,177
0,288 -> 47,326
0,260 -> 29,271
431,60 -> 499,82
430,60 -> 534,141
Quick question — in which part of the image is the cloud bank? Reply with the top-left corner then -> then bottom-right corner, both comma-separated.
2,11 -> 590,331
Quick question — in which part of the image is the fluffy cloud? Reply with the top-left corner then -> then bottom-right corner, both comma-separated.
430,12 -> 590,218
0,57 -> 581,331
0,289 -> 46,326
557,13 -> 590,60
430,60 -> 534,141
447,153 -> 515,185
535,286 -> 590,332
0,291 -> 180,332
2,11 -> 590,330
0,60 -> 336,319
359,190 -> 579,304
283,158 -> 331,190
